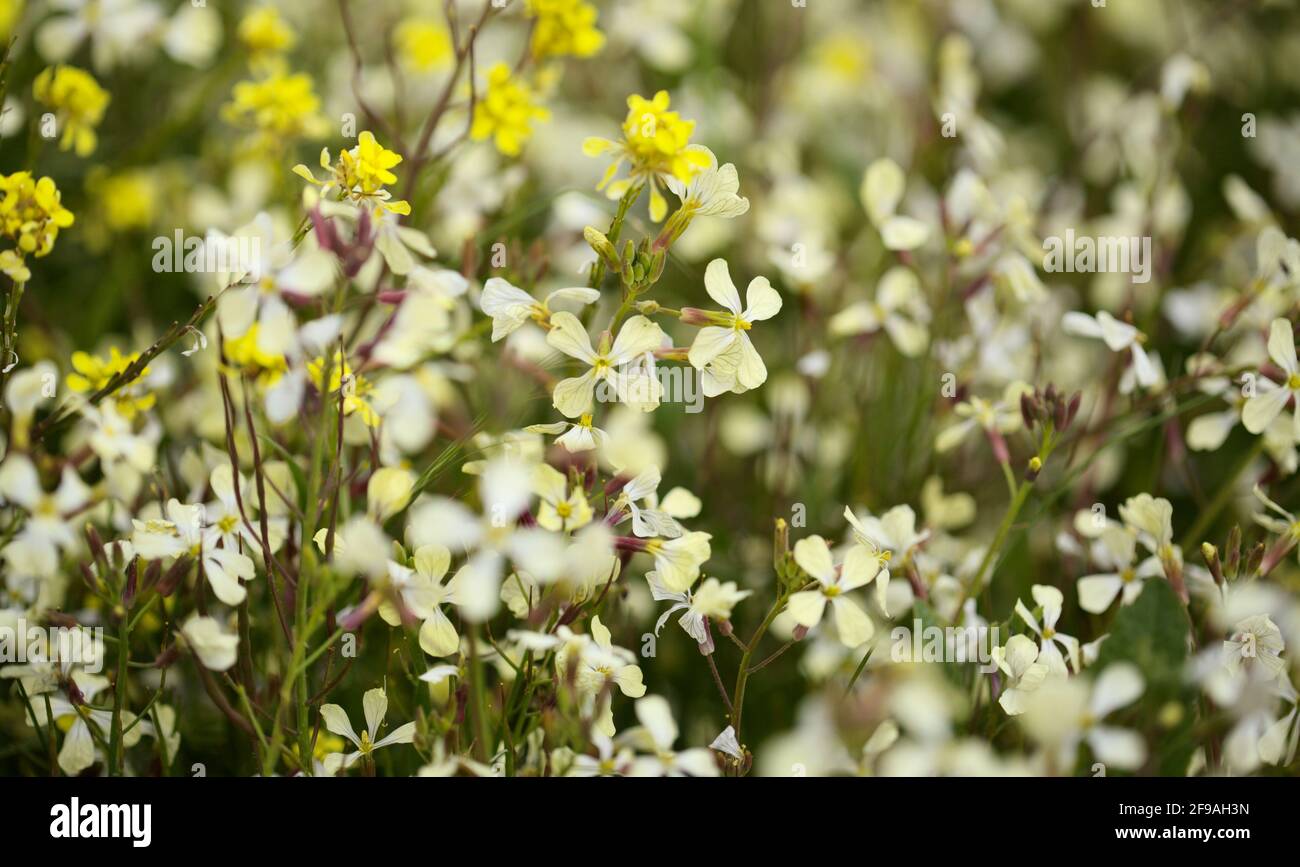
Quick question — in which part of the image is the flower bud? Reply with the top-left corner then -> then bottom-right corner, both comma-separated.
583,226 -> 620,270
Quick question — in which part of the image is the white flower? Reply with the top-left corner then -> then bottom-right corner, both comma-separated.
0,454 -> 90,580
319,687 -> 417,774
1223,614 -> 1286,681
935,381 -> 1031,453
380,545 -> 462,657
860,157 -> 930,251
407,457 -> 564,619
1014,584 -> 1081,675
28,674 -> 153,775
829,267 -> 931,357
181,614 -> 239,672
709,725 -> 745,760
843,503 -> 930,613
643,531 -> 712,593
647,571 -> 751,653
615,465 -> 685,538
525,413 -> 609,453
214,213 -> 336,357
1061,310 -> 1158,390
686,258 -> 781,396
1020,663 -> 1147,771
479,278 -> 600,342
131,499 -> 256,606
664,147 -> 750,219
37,0 -> 163,71
624,695 -> 719,777
787,535 -> 879,648
1259,677 -> 1300,767
1252,484 -> 1300,567
991,634 -> 1050,716
532,464 -> 592,533
1075,526 -> 1162,614
547,312 -> 665,417
1242,318 -> 1300,436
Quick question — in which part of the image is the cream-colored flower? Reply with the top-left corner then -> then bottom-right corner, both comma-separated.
829,267 -> 931,357
546,312 -> 665,417
1014,584 -> 1081,675
533,463 -> 593,533
480,278 -> 600,342
685,258 -> 781,395
320,687 -> 416,774
180,614 -> 239,672
1243,318 -> 1300,436
787,535 -> 879,648
991,634 -> 1050,715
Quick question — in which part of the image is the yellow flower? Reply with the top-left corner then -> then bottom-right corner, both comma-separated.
33,65 -> 110,157
0,172 -> 75,270
0,0 -> 23,42
66,347 -> 156,419
87,168 -> 156,232
238,6 -> 296,58
470,63 -> 550,157
223,68 -> 327,148
583,90 -> 711,221
308,351 -> 379,428
526,0 -> 604,60
223,324 -> 287,387
395,18 -> 452,71
293,131 -> 411,218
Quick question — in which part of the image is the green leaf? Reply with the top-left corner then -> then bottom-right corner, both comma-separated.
1094,579 -> 1197,775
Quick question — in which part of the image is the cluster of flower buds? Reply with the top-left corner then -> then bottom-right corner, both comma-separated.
312,205 -> 374,278
82,524 -> 192,609
1202,525 -> 1266,585
1019,383 -> 1081,437
583,226 -> 665,290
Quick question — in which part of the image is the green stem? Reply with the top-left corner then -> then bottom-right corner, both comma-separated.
106,610 -> 131,775
730,595 -> 788,741
1179,437 -> 1265,552
468,626 -> 492,763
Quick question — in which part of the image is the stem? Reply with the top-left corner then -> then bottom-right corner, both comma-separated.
1179,437 -> 1265,551
730,595 -> 788,741
106,610 -> 131,775
964,478 -> 1033,605
468,626 -> 492,763
589,185 -> 642,291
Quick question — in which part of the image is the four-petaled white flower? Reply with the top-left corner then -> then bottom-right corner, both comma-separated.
320,687 -> 417,774
1014,584 -> 1081,675
1062,310 -> 1158,390
132,499 -> 257,606
547,312 -> 666,417
664,147 -> 750,219
1075,526 -> 1162,614
829,266 -> 931,358
624,695 -> 719,777
480,278 -> 600,342
1020,663 -> 1147,771
990,634 -> 1050,716
647,570 -> 752,653
1243,318 -> 1300,436
787,535 -> 879,648
686,258 -> 781,396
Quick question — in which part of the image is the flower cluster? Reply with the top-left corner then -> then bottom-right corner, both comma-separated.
1,0 -> 1299,787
